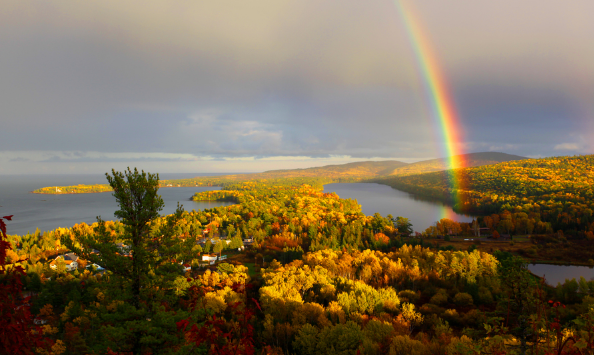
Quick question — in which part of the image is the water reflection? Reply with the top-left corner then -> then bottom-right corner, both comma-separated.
322,183 -> 474,232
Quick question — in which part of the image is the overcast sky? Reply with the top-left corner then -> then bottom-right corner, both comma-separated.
1,0 -> 593,174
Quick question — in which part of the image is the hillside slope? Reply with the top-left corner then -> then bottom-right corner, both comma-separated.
33,160 -> 409,194
263,160 -> 409,179
385,152 -> 527,176
32,153 -> 524,194
378,154 -> 594,233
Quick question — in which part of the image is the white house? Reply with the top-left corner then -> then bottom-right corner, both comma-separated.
50,253 -> 79,271
202,254 -> 218,265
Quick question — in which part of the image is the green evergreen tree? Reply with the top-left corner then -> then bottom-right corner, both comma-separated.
394,216 -> 413,237
63,168 -> 198,354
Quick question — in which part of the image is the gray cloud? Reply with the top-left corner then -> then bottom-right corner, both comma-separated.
1,0 -> 593,173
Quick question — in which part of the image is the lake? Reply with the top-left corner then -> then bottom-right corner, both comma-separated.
6,175 -> 594,285
0,173 -> 235,236
323,183 -> 474,232
528,264 -> 594,286
1,177 -> 475,236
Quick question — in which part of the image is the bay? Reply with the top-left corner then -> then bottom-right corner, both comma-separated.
3,178 -> 472,236
323,182 -> 474,232
0,173 -> 235,236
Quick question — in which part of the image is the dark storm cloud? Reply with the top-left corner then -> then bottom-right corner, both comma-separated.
0,0 -> 593,173
456,84 -> 581,152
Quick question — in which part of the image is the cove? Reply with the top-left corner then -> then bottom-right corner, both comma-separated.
323,182 -> 474,232
1,174 -> 235,236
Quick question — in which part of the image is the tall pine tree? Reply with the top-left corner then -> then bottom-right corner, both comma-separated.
63,168 -> 198,354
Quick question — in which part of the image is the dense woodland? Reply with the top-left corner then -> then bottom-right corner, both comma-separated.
379,155 -> 594,236
3,166 -> 594,354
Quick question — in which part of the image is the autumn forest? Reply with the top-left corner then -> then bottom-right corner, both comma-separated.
3,154 -> 594,355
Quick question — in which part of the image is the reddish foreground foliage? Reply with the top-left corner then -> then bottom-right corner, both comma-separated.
177,282 -> 260,355
0,215 -> 46,355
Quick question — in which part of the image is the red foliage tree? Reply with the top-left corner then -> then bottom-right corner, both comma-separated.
177,282 -> 259,355
492,230 -> 500,239
0,215 -> 46,355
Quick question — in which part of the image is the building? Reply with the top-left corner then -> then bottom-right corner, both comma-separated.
181,262 -> 191,272
88,263 -> 105,272
202,254 -> 218,265
115,243 -> 131,256
49,253 -> 79,271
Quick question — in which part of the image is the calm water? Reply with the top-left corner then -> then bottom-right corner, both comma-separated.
323,183 -> 474,232
528,264 -> 594,286
0,173 -> 235,236
6,176 -> 593,284
324,183 -> 594,284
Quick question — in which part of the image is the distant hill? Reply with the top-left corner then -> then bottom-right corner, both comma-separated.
377,154 -> 594,216
33,160 -> 410,194
262,160 -> 409,179
33,153 -> 527,194
385,152 -> 527,176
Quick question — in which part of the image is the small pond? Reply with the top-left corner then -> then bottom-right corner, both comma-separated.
528,264 -> 594,286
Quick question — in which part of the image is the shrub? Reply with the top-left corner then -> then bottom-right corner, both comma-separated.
389,335 -> 426,355
419,303 -> 444,316
477,287 -> 494,305
442,309 -> 461,326
433,318 -> 452,337
364,319 -> 395,344
453,292 -> 474,306
401,303 -> 423,330
429,290 -> 448,306
462,309 -> 484,327
398,290 -> 420,304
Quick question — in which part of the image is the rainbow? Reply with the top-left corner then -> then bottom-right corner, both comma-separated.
394,0 -> 467,208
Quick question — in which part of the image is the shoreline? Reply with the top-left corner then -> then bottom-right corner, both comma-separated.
29,184 -> 212,195
30,190 -> 112,195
